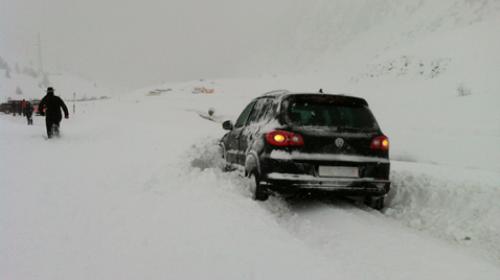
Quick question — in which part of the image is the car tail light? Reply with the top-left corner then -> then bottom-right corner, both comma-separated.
370,135 -> 389,151
266,130 -> 304,147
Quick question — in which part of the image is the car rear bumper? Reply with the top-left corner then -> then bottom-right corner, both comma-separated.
262,172 -> 390,195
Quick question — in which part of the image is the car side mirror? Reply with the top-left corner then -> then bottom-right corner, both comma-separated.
222,120 -> 234,131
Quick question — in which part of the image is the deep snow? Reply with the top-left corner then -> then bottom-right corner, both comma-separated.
1,80 -> 500,279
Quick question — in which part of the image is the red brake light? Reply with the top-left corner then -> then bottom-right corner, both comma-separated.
370,135 -> 389,151
266,130 -> 304,147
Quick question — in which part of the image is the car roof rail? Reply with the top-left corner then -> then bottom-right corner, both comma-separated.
261,89 -> 290,97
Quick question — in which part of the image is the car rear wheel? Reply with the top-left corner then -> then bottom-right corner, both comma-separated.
365,195 -> 385,210
247,173 -> 269,201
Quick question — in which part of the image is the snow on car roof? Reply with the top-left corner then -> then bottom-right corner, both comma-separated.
260,90 -> 368,106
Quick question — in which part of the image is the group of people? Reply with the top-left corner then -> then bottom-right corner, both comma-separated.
11,87 -> 70,138
11,99 -> 34,125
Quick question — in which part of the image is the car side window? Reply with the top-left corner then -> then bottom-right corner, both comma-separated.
246,98 -> 267,125
234,101 -> 256,128
258,98 -> 275,122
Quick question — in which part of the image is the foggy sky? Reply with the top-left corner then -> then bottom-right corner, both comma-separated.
0,0 -> 298,88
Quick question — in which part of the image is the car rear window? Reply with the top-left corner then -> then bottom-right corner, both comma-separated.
284,95 -> 379,131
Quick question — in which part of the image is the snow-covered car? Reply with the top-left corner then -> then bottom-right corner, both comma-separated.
31,99 -> 42,115
220,90 -> 390,209
0,102 -> 11,113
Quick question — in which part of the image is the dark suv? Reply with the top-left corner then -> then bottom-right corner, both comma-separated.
220,90 -> 390,209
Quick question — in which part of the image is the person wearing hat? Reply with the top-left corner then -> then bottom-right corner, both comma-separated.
38,87 -> 69,138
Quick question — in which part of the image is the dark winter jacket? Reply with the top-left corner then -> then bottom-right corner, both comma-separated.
24,102 -> 34,115
39,92 -> 69,120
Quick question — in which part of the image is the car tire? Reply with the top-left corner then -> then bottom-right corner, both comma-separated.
248,173 -> 269,201
219,145 -> 232,172
365,195 -> 385,210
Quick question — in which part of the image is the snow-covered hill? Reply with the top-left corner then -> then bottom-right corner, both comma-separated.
0,56 -> 110,102
266,0 -> 500,80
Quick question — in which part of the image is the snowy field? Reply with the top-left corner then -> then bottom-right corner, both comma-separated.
1,74 -> 499,279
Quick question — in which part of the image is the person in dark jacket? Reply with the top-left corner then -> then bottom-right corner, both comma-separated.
24,101 -> 34,125
21,99 -> 27,116
17,101 -> 23,116
11,101 -> 17,116
38,87 -> 69,138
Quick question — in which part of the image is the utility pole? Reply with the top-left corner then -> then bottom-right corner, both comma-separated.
37,33 -> 45,74
73,92 -> 76,114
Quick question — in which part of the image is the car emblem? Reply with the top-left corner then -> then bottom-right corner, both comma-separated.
335,138 -> 345,148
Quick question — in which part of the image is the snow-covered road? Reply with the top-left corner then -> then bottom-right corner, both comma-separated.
1,85 -> 499,279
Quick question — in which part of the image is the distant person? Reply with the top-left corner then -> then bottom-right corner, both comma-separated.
11,102 -> 17,116
17,101 -> 23,116
38,87 -> 69,138
21,99 -> 27,116
24,101 -> 34,125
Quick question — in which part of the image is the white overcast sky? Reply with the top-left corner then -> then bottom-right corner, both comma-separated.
0,0 -> 301,88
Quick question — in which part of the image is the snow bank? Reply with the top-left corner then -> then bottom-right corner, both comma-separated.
386,161 -> 500,262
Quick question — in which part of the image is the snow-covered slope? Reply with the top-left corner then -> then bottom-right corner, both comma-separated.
267,0 -> 500,79
0,57 -> 110,102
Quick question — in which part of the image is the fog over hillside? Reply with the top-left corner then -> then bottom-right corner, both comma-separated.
0,0 -> 294,88
2,0 -> 499,89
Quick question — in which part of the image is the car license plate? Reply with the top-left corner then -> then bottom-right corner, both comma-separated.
318,166 -> 359,178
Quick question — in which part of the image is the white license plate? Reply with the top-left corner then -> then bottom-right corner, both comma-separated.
318,166 -> 359,178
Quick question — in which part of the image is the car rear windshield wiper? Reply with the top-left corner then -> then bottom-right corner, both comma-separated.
337,126 -> 376,132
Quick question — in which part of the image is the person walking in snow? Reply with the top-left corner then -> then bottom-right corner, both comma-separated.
24,101 -> 34,125
38,87 -> 69,138
21,99 -> 27,116
16,101 -> 23,116
11,101 -> 17,116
